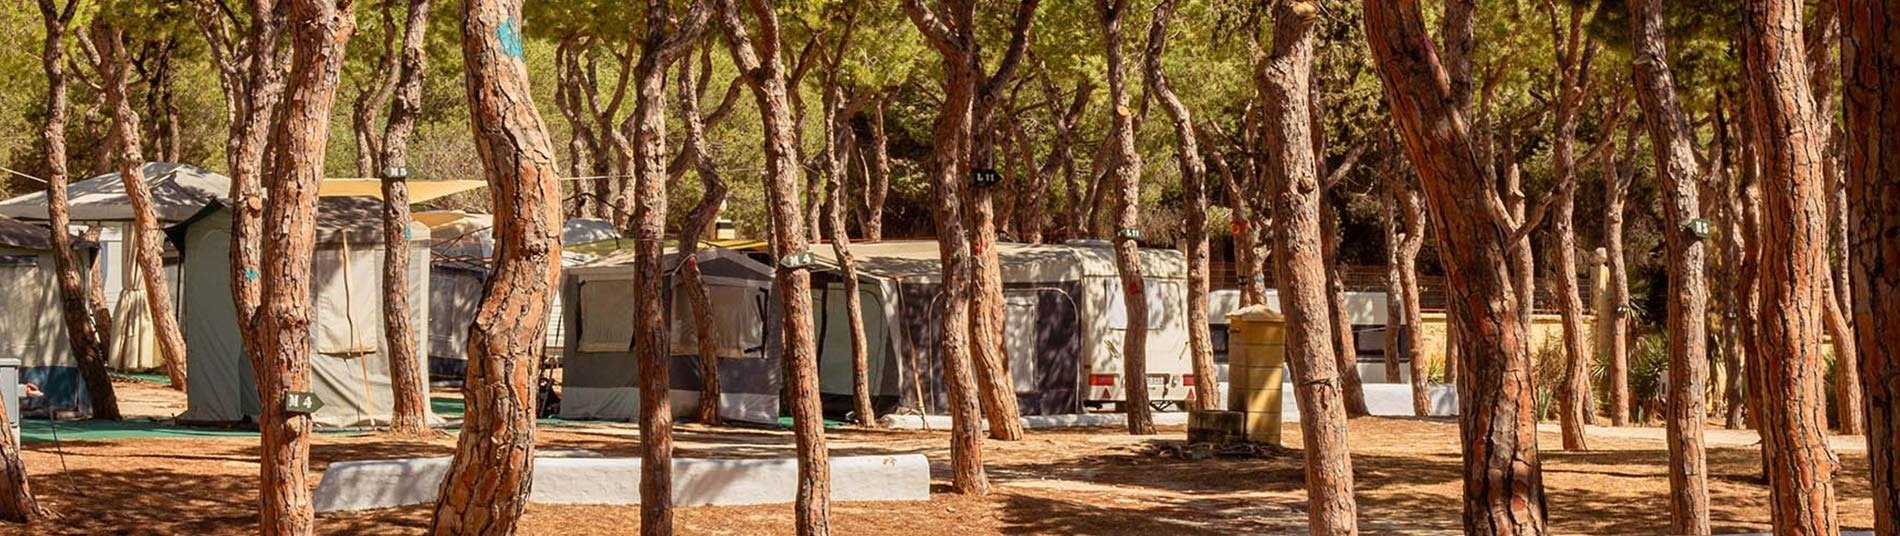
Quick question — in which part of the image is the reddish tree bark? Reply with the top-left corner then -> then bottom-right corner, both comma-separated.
1363,1 -> 1547,533
1545,2 -> 1597,452
378,0 -> 433,437
1738,0 -> 1840,532
676,46 -> 729,428
351,5 -> 398,179
1385,171 -> 1428,415
248,1 -> 356,533
87,25 -> 190,392
1603,118 -> 1637,427
958,0 -> 1037,443
40,0 -> 117,421
1095,0 -> 1154,436
1260,2 -> 1358,533
431,0 -> 560,532
1141,0 -> 1217,411
193,0 -> 287,412
1837,2 -> 1900,532
718,0 -> 834,530
620,2 -> 712,533
815,12 -> 877,428
1629,2 -> 1712,530
855,100 -> 892,242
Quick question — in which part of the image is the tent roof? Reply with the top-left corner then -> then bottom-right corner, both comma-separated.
317,179 -> 487,203
0,162 -> 229,222
171,197 -> 430,245
0,215 -> 58,251
809,240 -> 1186,282
569,246 -> 774,281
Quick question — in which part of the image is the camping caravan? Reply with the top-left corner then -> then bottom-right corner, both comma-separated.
0,215 -> 101,418
420,211 -> 617,381
0,162 -> 227,373
558,247 -> 782,424
173,197 -> 437,428
807,240 -> 1193,421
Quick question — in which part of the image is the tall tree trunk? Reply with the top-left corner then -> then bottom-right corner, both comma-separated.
1805,0 -> 1864,439
622,3 -> 711,533
1715,93 -> 1749,430
676,47 -> 729,428
1096,0 -> 1154,436
857,101 -> 890,242
1209,148 -> 1267,307
1388,175 -> 1428,415
1628,1 -> 1712,530
1840,1 -> 1900,531
718,1 -> 833,531
1363,2 -> 1547,533
963,1 -> 1038,444
193,0 -> 286,378
1383,190 -> 1403,385
1604,119 -> 1637,427
90,25 -> 190,392
351,5 -> 398,179
815,14 -> 876,428
431,0 -> 558,532
902,0 -> 992,496
40,0 -> 117,421
1547,5 -> 1596,451
250,1 -> 355,533
1142,0 -> 1216,411
824,91 -> 874,428
1261,2 -> 1358,532
1738,0 -> 1840,532
378,0 -> 433,437
1321,195 -> 1370,416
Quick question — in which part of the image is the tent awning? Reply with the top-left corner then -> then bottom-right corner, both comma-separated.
319,180 -> 486,203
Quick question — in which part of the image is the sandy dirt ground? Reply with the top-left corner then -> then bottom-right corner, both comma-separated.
9,381 -> 1878,535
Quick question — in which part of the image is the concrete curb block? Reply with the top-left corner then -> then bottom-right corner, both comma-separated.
314,454 -> 930,512
885,411 -> 1192,430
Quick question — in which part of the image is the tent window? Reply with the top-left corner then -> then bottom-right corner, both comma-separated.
1104,278 -> 1177,330
577,279 -> 637,352
1003,292 -> 1039,393
669,284 -> 766,358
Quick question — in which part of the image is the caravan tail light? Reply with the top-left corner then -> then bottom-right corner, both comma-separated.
1089,374 -> 1116,387
1182,375 -> 1194,386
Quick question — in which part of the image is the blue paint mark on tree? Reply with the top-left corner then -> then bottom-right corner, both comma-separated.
497,18 -> 524,59
243,268 -> 260,281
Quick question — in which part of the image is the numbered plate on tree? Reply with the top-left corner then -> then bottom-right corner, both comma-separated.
283,391 -> 326,414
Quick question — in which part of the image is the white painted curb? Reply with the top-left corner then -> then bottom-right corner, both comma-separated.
314,454 -> 930,512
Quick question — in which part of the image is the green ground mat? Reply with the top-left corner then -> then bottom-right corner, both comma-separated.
112,371 -> 173,387
20,419 -> 255,442
775,416 -> 847,429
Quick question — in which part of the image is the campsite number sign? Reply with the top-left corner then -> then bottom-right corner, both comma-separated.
283,391 -> 326,414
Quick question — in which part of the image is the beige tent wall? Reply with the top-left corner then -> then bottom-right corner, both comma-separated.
1408,312 -> 1596,381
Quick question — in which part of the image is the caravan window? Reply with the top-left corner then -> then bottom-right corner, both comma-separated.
577,279 -> 636,352
669,284 -> 767,358
1104,278 -> 1180,330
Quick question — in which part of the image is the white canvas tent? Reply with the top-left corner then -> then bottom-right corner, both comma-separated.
805,240 -> 1193,420
559,247 -> 782,424
0,215 -> 99,417
0,162 -> 227,373
173,197 -> 437,428
423,212 -> 617,380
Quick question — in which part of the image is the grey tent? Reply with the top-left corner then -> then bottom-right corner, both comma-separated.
0,215 -> 99,417
423,212 -> 617,380
807,240 -> 1193,420
559,247 -> 781,424
0,162 -> 226,372
173,197 -> 437,428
